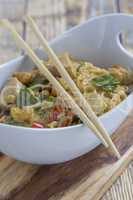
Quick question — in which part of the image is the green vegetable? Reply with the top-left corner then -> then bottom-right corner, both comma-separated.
29,74 -> 49,86
92,74 -> 119,92
34,107 -> 48,118
29,85 -> 42,92
17,87 -> 40,107
47,96 -> 55,102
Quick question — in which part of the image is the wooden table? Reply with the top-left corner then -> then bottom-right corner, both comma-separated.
0,114 -> 131,200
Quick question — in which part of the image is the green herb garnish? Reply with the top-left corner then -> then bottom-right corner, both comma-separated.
29,74 -> 49,86
92,74 -> 119,92
17,87 -> 40,107
47,96 -> 55,102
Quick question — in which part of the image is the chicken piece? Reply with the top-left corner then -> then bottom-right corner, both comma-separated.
14,72 -> 32,84
11,107 -> 34,123
4,95 -> 16,104
0,78 -> 23,107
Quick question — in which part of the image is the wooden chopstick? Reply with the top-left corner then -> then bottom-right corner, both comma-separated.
1,19 -> 109,149
25,16 -> 121,159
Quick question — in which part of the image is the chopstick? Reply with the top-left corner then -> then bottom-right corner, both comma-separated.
1,19 -> 109,149
25,16 -> 121,159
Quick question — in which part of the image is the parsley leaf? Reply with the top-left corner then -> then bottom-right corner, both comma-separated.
17,87 -> 40,107
29,74 -> 49,86
92,75 -> 119,92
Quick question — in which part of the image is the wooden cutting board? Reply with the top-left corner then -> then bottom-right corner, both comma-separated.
0,114 -> 132,200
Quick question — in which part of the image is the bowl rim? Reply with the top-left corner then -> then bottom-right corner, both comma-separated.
0,13 -> 132,133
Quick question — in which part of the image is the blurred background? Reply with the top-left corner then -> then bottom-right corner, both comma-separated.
0,0 -> 133,64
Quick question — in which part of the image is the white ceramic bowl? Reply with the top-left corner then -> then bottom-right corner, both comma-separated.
0,14 -> 133,164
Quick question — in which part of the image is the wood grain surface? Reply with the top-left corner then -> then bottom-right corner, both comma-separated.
0,114 -> 131,200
